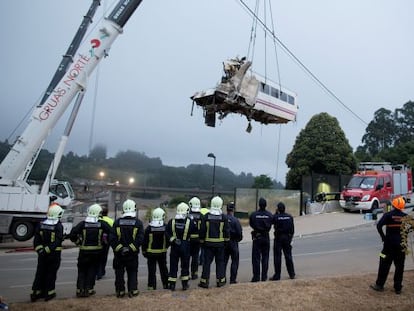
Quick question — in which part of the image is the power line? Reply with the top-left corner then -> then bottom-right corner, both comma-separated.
237,0 -> 368,126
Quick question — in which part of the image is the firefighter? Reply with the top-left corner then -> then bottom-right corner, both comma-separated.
370,196 -> 408,294
166,202 -> 195,291
70,203 -> 112,298
97,205 -> 114,280
31,204 -> 64,302
110,199 -> 144,298
249,197 -> 273,282
272,202 -> 295,281
142,207 -> 169,290
188,196 -> 202,280
224,202 -> 243,284
198,196 -> 230,288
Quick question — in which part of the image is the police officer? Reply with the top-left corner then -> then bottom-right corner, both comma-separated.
166,202 -> 195,291
198,196 -> 230,288
97,205 -> 114,280
371,196 -> 408,294
70,203 -> 112,298
31,204 -> 64,302
272,202 -> 295,281
110,199 -> 144,298
249,197 -> 273,282
188,196 -> 202,280
142,207 -> 169,290
224,202 -> 243,284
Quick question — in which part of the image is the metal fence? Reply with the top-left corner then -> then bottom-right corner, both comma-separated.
234,188 -> 301,217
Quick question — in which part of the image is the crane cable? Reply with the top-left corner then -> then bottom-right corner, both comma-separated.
237,0 -> 368,126
245,0 -> 284,183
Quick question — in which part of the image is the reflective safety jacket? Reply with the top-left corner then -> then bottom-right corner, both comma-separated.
110,216 -> 144,255
143,225 -> 169,255
34,221 -> 64,255
70,220 -> 112,253
166,218 -> 196,244
199,213 -> 230,247
189,211 -> 202,241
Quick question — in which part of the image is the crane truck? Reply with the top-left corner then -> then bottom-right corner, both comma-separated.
0,0 -> 144,241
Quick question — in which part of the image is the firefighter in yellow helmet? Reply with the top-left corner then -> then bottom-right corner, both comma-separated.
198,196 -> 230,288
31,204 -> 64,302
370,196 -> 407,294
69,203 -> 112,298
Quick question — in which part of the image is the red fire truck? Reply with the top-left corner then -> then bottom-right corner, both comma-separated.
340,162 -> 412,212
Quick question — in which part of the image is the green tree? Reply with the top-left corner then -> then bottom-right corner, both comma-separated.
285,113 -> 356,189
89,144 -> 107,163
252,174 -> 273,189
361,108 -> 395,155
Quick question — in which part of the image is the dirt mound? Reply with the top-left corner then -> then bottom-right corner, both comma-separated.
11,270 -> 414,311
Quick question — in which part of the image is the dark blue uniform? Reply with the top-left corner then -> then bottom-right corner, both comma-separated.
373,208 -> 407,292
189,211 -> 202,279
110,216 -> 144,297
249,198 -> 273,282
224,213 -> 243,284
166,217 -> 195,290
272,207 -> 295,280
31,220 -> 63,301
70,219 -> 112,297
142,224 -> 169,290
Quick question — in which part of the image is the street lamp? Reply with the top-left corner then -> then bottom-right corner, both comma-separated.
207,153 -> 216,196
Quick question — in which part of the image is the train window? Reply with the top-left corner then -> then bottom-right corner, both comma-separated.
280,92 -> 287,102
261,83 -> 270,94
271,87 -> 279,98
288,95 -> 295,105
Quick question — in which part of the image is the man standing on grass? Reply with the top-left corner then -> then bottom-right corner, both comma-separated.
272,202 -> 295,281
249,197 -> 273,282
370,196 -> 407,294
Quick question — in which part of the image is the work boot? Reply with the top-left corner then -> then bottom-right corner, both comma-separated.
370,284 -> 384,292
168,281 -> 176,291
44,293 -> 56,301
191,272 -> 198,280
116,290 -> 125,298
182,280 -> 189,291
128,290 -> 139,298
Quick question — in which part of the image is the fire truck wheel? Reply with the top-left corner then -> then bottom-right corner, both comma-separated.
10,220 -> 34,241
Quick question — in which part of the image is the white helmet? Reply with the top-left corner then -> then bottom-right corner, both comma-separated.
189,197 -> 201,212
123,199 -> 137,217
175,202 -> 189,219
86,203 -> 102,223
150,207 -> 165,227
210,196 -> 223,215
45,203 -> 64,225
47,204 -> 64,220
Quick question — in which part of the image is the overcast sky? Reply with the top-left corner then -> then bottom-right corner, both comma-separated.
0,0 -> 413,184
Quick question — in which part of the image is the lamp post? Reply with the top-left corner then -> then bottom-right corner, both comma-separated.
207,153 -> 216,196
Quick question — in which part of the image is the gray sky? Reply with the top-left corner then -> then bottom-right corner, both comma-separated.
0,0 -> 413,184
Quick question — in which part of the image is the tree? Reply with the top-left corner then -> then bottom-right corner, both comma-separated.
285,113 -> 356,189
252,174 -> 273,189
89,144 -> 107,163
361,108 -> 395,155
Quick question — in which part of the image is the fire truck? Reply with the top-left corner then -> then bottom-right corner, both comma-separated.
0,0 -> 144,241
340,162 -> 412,212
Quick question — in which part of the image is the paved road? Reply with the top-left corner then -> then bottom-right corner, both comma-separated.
2,224 -> 413,303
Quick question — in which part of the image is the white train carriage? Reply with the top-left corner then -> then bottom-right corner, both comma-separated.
191,57 -> 298,130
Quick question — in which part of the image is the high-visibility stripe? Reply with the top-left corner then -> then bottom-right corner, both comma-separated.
379,252 -> 386,259
80,245 -> 103,250
147,249 -> 167,254
116,227 -> 121,240
181,275 -> 190,281
147,233 -> 167,253
129,243 -> 137,252
51,232 -> 55,243
205,220 -> 225,242
35,245 -> 43,251
168,277 -> 177,282
133,227 -> 138,240
172,219 -> 190,240
115,244 -> 123,252
45,246 -> 51,254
